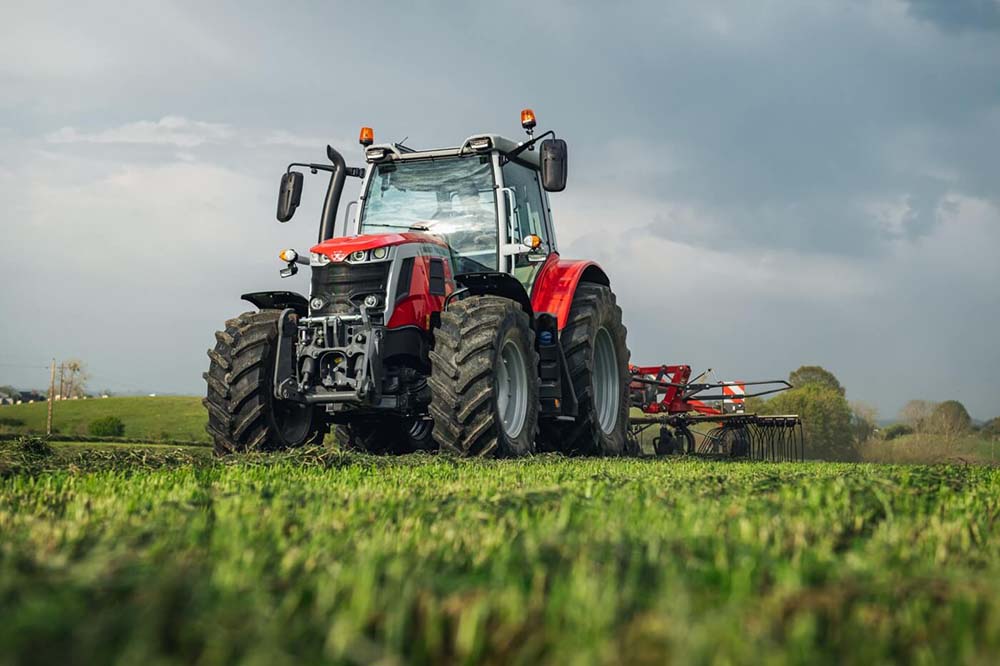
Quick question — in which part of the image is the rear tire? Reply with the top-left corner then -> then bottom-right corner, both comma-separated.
541,283 -> 630,455
429,296 -> 538,457
203,310 -> 324,455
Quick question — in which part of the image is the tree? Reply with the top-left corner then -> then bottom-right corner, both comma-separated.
59,359 -> 90,399
898,400 -> 937,432
788,365 -> 845,396
759,384 -> 854,460
983,417 -> 1000,439
850,401 -> 878,446
927,400 -> 972,436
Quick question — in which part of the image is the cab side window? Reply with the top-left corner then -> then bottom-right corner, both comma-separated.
501,160 -> 548,254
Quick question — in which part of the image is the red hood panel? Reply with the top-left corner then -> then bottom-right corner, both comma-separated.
310,232 -> 446,262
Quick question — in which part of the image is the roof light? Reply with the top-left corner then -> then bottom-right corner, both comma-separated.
520,108 -> 537,130
365,147 -> 387,162
359,126 -> 374,147
469,136 -> 493,151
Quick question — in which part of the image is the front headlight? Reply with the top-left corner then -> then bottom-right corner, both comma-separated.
349,250 -> 368,263
371,246 -> 388,260
310,252 -> 331,266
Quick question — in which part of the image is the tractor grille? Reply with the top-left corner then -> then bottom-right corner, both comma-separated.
310,261 -> 390,315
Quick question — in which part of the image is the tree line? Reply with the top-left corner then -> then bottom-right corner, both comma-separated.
748,365 -> 997,461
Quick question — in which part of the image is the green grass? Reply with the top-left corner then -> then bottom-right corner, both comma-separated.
0,396 -> 208,442
2,441 -> 999,664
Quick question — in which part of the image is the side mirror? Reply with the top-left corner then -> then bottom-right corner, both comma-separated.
276,171 -> 303,222
540,139 -> 567,192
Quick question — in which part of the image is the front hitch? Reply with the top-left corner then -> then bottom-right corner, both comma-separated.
273,308 -> 303,401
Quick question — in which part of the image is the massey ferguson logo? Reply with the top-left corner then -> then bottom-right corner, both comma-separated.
330,251 -> 347,262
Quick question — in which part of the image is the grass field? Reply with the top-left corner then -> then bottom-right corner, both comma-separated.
2,439 -> 999,665
0,396 -> 208,442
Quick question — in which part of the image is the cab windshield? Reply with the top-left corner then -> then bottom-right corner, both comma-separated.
359,155 -> 498,272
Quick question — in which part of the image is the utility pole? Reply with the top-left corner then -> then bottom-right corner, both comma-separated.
47,359 -> 56,435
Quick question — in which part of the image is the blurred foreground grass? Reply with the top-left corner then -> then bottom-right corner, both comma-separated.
2,439 -> 999,665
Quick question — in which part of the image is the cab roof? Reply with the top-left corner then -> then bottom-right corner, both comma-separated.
365,134 -> 540,168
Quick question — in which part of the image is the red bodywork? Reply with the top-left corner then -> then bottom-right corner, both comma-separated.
530,254 -> 608,329
310,232 -> 446,262
629,364 -> 725,417
310,232 -> 454,332
387,255 -> 454,329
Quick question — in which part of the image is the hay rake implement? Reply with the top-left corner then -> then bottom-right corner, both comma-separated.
628,364 -> 804,461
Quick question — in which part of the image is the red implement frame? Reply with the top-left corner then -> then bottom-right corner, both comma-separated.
627,364 -> 804,461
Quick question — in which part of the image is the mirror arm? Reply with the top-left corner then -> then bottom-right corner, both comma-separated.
502,130 -> 555,164
287,163 -> 365,179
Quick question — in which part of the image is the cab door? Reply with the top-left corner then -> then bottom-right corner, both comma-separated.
501,159 -> 552,291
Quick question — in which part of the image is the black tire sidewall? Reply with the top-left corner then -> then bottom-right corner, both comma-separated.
581,289 -> 630,455
492,311 -> 539,456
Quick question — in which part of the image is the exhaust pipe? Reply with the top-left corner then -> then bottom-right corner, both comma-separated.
319,145 -> 347,242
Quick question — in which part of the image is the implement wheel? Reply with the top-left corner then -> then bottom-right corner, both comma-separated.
203,310 -> 324,455
541,283 -> 630,455
429,296 -> 538,457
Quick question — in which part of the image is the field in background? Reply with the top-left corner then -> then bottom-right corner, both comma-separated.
862,432 -> 998,465
0,396 -> 208,442
2,440 -> 1000,664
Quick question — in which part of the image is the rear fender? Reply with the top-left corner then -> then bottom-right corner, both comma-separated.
530,256 -> 610,329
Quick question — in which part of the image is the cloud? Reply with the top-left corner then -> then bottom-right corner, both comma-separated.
45,117 -> 348,152
46,116 -> 234,148
903,0 -> 1000,32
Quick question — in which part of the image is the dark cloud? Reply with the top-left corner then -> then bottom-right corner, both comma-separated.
905,0 -> 1000,32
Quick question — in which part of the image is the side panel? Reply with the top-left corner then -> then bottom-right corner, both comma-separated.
530,255 -> 610,329
386,254 -> 455,330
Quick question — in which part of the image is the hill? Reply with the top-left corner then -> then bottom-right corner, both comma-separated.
0,396 -> 208,443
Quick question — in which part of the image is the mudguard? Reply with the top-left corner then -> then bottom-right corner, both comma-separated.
530,256 -> 610,329
242,291 -> 308,317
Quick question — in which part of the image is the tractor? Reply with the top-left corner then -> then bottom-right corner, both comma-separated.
204,110 -> 631,457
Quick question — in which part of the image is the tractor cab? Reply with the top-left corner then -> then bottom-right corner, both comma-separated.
353,122 -> 567,292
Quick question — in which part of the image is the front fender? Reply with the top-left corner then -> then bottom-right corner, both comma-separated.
530,256 -> 610,329
241,291 -> 308,317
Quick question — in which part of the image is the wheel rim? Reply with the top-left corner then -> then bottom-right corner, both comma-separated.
495,337 -> 529,439
593,327 -> 620,434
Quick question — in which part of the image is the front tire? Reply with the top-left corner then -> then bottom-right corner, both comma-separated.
429,296 -> 539,457
541,283 -> 630,455
203,310 -> 323,455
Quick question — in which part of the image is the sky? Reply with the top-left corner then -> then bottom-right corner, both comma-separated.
1,0 -> 998,420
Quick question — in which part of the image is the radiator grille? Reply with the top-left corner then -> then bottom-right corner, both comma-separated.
310,261 -> 390,315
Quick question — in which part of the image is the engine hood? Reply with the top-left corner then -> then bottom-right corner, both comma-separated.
310,232 -> 446,263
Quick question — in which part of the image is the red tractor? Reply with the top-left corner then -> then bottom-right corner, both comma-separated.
205,110 -> 631,457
